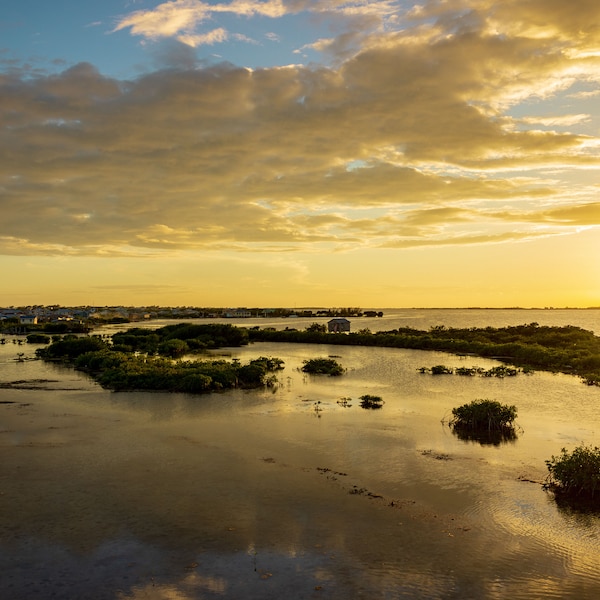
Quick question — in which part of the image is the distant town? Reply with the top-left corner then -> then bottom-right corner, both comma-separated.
0,305 -> 384,333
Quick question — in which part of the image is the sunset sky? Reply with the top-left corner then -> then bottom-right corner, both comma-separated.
1,0 -> 599,308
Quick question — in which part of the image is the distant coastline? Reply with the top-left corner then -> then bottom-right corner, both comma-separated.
2,306 -> 600,341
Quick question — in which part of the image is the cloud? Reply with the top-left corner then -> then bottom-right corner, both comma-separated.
569,89 -> 600,100
517,114 -> 591,128
492,202 -> 600,226
113,0 -> 212,39
112,0 -> 288,47
381,230 -> 560,249
112,0 -> 397,48
149,39 -> 202,69
1,1 -> 599,257
178,27 -> 230,47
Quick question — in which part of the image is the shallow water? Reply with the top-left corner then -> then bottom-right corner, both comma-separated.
1,325 -> 599,599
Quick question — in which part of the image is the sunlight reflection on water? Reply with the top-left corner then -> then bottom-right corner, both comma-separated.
1,316 -> 600,599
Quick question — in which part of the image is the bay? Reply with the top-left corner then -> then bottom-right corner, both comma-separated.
1,309 -> 599,599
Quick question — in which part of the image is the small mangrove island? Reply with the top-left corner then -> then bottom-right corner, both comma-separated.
445,399 -> 520,446
36,323 -> 284,393
301,357 -> 345,376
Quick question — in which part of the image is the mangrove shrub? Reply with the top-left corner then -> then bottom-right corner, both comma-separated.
545,445 -> 600,501
359,395 -> 384,409
450,399 -> 517,431
301,358 -> 344,376
36,335 -> 108,360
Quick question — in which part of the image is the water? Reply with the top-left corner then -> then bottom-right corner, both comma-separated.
98,307 -> 600,335
1,310 -> 599,599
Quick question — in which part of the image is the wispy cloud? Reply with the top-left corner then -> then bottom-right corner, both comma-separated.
518,114 -> 591,127
112,0 -> 398,48
178,27 -> 230,47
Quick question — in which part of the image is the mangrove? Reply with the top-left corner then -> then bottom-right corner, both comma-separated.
35,325 -> 280,394
301,358 -> 345,376
448,399 -> 519,446
545,445 -> 600,504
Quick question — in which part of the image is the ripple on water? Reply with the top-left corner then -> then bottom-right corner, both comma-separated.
481,478 -> 600,592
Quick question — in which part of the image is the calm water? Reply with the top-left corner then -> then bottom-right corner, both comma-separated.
99,307 -> 600,335
1,310 -> 599,599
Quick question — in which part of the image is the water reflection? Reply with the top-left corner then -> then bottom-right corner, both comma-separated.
551,491 -> 600,517
450,424 -> 520,446
2,337 -> 600,599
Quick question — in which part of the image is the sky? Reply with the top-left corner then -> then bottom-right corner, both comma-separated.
1,0 -> 599,308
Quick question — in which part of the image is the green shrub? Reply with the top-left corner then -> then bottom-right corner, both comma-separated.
301,358 -> 344,376
236,356 -> 284,387
157,339 -> 189,358
359,394 -> 384,409
74,350 -> 129,371
178,373 -> 213,393
450,399 -> 517,431
36,335 -> 108,360
430,365 -> 453,375
454,366 -> 478,376
545,445 -> 600,500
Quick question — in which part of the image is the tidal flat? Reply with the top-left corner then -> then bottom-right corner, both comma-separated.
1,336 -> 599,599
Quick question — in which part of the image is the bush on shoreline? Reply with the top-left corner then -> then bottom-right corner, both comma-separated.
545,445 -> 600,502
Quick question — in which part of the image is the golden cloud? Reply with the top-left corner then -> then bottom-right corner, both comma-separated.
1,0 -> 599,257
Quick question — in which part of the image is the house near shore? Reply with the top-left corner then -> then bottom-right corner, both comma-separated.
19,314 -> 38,325
328,317 -> 351,333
